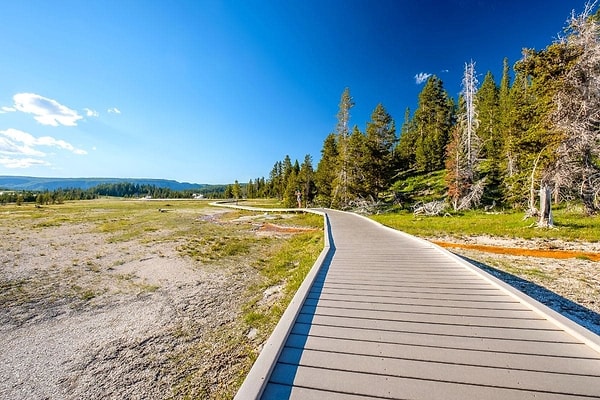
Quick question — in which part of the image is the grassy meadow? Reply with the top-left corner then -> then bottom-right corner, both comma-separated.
372,206 -> 600,242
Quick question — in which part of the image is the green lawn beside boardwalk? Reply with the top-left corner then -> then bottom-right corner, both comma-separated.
371,207 -> 600,243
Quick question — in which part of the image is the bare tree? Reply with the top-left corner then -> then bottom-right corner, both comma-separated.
446,61 -> 483,211
462,60 -> 480,179
551,1 -> 600,215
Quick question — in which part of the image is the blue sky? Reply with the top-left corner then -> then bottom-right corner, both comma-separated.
0,0 -> 582,184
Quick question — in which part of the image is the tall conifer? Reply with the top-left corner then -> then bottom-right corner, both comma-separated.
315,133 -> 338,206
331,88 -> 355,208
412,76 -> 454,172
364,103 -> 397,199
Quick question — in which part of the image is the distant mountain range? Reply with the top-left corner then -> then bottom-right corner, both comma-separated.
0,176 -> 212,192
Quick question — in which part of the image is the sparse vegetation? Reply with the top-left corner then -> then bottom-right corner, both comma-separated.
0,198 -> 324,399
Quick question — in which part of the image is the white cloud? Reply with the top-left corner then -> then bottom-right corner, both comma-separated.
0,106 -> 16,113
0,128 -> 87,156
12,93 -> 83,126
107,107 -> 121,114
0,130 -> 45,156
415,72 -> 432,84
37,136 -> 88,155
0,157 -> 49,168
84,108 -> 99,117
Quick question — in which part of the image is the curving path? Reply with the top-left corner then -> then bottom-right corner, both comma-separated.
234,208 -> 600,400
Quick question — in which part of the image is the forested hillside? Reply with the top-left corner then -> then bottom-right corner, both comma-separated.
0,176 -> 209,192
245,4 -> 600,220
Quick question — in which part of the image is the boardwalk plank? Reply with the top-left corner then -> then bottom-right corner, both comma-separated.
290,323 -> 599,358
303,297 -> 541,318
307,292 -> 526,310
299,304 -> 551,329
268,363 -> 595,400
296,314 -> 576,342
276,347 -> 600,396
285,333 -> 600,376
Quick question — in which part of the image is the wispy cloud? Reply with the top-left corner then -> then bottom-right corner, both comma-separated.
0,135 -> 44,156
0,106 -> 16,113
84,108 -> 99,117
0,157 -> 50,169
11,93 -> 82,126
414,72 -> 432,84
0,128 -> 87,157
107,107 -> 121,114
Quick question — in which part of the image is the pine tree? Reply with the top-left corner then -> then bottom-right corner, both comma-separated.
446,124 -> 469,210
246,179 -> 256,198
500,69 -> 535,207
364,103 -> 397,199
315,133 -> 338,206
331,88 -> 355,208
476,70 -> 502,204
283,168 -> 300,208
232,180 -> 242,202
224,184 -> 233,199
299,154 -> 316,206
396,107 -> 415,171
517,44 -> 572,215
497,57 -> 513,183
268,161 -> 283,198
500,49 -> 561,211
346,125 -> 368,200
412,76 -> 454,172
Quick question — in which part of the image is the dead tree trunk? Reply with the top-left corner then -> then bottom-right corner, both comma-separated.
538,184 -> 554,227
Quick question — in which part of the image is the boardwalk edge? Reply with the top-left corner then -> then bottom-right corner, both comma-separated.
354,211 -> 600,355
212,203 -> 333,399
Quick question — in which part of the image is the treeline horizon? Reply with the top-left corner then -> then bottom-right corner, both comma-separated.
0,182 -> 230,205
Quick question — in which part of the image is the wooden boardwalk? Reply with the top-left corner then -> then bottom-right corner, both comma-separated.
235,209 -> 600,400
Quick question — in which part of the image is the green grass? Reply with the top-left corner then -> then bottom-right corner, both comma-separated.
391,170 -> 447,205
179,234 -> 259,262
240,229 -> 323,334
371,207 -> 600,242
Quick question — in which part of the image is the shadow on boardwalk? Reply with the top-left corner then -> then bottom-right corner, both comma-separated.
460,255 -> 600,336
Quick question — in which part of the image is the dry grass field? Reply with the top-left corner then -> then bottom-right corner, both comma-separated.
0,199 -> 323,399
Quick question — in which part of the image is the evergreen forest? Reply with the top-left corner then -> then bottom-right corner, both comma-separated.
246,4 -> 600,223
